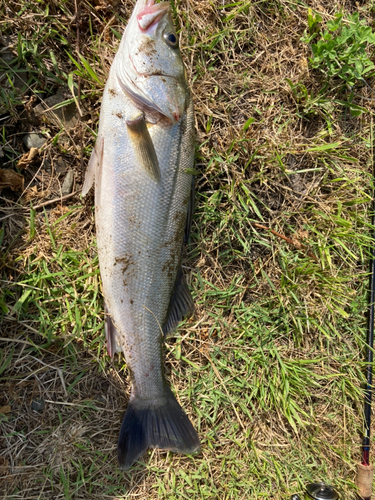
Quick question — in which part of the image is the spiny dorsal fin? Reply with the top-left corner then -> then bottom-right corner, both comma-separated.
126,114 -> 161,183
163,268 -> 195,337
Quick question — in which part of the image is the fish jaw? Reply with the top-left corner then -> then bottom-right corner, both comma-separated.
137,2 -> 170,32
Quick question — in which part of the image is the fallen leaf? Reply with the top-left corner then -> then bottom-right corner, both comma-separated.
17,147 -> 39,169
0,405 -> 11,414
291,238 -> 303,250
22,186 -> 47,203
298,230 -> 309,240
0,169 -> 24,192
22,186 -> 38,203
51,205 -> 70,216
24,95 -> 37,113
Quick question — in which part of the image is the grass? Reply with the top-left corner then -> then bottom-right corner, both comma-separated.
1,0 -> 375,498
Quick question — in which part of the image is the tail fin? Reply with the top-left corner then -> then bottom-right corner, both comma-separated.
117,386 -> 200,470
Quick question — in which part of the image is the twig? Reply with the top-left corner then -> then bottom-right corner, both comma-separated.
32,191 -> 79,210
253,222 -> 318,262
0,335 -> 67,361
44,400 -> 114,411
1,191 -> 79,212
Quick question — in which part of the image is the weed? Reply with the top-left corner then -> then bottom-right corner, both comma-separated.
302,10 -> 375,87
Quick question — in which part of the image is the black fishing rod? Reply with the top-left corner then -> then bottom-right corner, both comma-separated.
291,165 -> 375,500
356,207 -> 375,499
290,243 -> 375,497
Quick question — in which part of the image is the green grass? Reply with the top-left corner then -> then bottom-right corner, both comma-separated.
1,0 -> 375,498
14,214 -> 103,354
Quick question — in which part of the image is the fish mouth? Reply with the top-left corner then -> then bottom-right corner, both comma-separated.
137,1 -> 170,32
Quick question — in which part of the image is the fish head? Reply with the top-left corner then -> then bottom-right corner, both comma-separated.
116,0 -> 188,124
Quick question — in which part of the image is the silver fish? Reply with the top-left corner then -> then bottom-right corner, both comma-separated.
82,0 -> 200,470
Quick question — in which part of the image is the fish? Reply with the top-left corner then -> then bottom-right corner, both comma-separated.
82,0 -> 200,470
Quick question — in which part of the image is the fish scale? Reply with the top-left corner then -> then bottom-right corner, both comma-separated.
82,0 -> 200,470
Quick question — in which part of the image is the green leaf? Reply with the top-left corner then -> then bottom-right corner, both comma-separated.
67,72 -> 80,112
243,117 -> 255,131
185,168 -> 200,175
302,9 -> 375,87
66,51 -> 83,72
307,8 -> 322,33
14,289 -> 33,312
78,54 -> 101,85
307,142 -> 341,152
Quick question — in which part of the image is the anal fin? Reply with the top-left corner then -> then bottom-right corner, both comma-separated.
104,301 -> 122,359
126,114 -> 161,183
163,268 -> 195,337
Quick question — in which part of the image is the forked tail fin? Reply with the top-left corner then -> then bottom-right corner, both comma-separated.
117,386 -> 200,470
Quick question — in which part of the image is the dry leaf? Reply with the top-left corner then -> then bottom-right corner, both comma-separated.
22,186 -> 38,203
298,230 -> 309,240
0,405 -> 11,414
291,238 -> 303,250
17,147 -> 39,169
23,186 -> 46,203
24,95 -> 37,113
0,168 -> 24,192
51,205 -> 70,216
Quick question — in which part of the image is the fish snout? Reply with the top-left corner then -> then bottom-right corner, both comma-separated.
137,2 -> 169,32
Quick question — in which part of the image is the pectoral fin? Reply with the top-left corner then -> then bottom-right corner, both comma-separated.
126,114 -> 161,183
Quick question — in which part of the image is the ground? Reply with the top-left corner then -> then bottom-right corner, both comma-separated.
1,0 -> 375,498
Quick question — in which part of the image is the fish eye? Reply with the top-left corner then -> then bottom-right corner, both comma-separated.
163,31 -> 179,48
